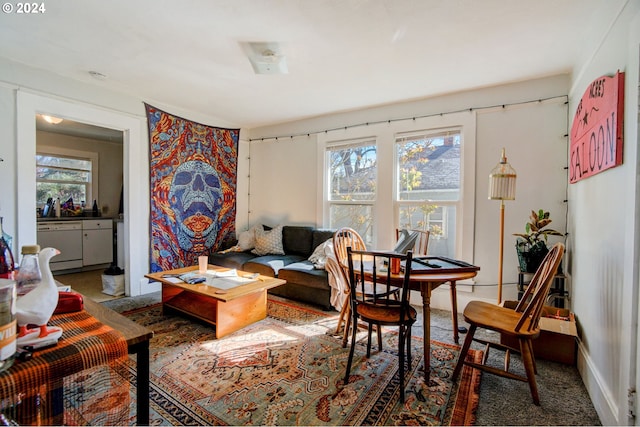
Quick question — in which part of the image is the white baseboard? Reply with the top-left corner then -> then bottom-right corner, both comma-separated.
577,341 -> 619,425
130,277 -> 161,296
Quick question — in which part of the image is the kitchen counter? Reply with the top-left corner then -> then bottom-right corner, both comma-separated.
37,216 -> 114,222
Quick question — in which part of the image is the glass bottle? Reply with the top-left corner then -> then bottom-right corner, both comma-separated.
16,244 -> 41,297
0,218 -> 15,280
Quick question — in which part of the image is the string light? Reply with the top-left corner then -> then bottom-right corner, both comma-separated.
249,95 -> 567,142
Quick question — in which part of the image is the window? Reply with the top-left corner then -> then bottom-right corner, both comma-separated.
36,150 -> 97,210
396,129 -> 461,257
326,138 -> 377,245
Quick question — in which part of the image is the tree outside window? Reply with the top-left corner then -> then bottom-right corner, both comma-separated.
327,140 -> 376,245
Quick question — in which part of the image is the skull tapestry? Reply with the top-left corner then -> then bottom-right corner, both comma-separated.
145,104 -> 239,272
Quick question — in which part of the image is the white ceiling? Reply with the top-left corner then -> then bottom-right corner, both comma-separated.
0,0 -> 607,129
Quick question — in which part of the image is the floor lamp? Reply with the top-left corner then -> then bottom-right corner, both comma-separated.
488,148 -> 516,304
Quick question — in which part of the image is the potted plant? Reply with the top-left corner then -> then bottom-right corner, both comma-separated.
513,209 -> 563,273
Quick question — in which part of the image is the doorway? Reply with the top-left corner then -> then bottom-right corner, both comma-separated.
16,91 -> 152,297
36,116 -> 124,301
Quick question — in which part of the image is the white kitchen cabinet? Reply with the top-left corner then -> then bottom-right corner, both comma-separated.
37,221 -> 83,271
82,220 -> 113,266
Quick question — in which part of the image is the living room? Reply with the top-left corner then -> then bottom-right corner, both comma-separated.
1,1 -> 640,425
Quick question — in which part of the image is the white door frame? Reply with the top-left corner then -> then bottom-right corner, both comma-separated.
16,91 -> 152,296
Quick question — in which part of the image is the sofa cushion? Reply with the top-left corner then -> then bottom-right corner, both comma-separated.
252,225 -> 285,256
243,254 -> 306,277
282,226 -> 315,256
209,251 -> 256,270
279,261 -> 330,291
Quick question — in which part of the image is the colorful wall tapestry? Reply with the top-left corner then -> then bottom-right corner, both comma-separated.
145,104 -> 239,272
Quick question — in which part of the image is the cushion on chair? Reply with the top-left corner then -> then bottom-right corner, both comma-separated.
357,303 -> 417,324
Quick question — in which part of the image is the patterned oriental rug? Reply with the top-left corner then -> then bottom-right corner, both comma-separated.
117,298 -> 482,426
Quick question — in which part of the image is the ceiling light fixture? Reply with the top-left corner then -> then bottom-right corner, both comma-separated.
245,42 -> 288,75
42,115 -> 63,125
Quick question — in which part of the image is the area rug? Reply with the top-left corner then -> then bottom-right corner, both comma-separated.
145,103 -> 240,272
120,298 -> 482,426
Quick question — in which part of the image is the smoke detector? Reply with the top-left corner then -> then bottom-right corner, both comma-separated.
244,42 -> 288,75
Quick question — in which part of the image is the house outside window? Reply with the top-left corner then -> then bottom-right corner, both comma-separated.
36,147 -> 98,210
396,129 -> 461,258
326,138 -> 377,246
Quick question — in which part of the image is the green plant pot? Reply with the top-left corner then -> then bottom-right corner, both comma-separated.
516,240 -> 549,273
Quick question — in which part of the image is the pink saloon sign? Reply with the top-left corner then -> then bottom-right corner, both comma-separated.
569,71 -> 625,184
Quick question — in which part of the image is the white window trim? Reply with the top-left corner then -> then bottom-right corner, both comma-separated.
37,144 -> 99,205
317,111 -> 476,259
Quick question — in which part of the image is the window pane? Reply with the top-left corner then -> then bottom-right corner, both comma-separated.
329,143 -> 377,201
36,155 -> 91,171
397,132 -> 460,202
36,183 -> 87,207
36,153 -> 92,211
399,204 -> 456,257
36,166 -> 90,182
329,204 -> 373,246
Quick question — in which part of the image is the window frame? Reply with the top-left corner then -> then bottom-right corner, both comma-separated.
36,145 -> 99,209
318,111 -> 475,260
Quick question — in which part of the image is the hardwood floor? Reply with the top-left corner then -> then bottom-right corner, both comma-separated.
55,269 -> 124,303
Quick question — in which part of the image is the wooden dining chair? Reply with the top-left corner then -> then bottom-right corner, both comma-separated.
452,242 -> 565,405
395,228 -> 430,256
333,227 -> 370,347
343,248 -> 416,403
333,227 -> 398,348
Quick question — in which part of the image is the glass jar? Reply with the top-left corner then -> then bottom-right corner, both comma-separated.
16,245 -> 41,297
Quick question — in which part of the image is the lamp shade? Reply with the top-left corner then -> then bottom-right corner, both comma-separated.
488,148 -> 516,200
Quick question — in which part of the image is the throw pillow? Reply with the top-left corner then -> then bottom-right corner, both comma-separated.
252,225 -> 285,256
237,225 -> 258,251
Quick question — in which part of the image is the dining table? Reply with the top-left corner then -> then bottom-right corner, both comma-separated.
354,255 -> 480,381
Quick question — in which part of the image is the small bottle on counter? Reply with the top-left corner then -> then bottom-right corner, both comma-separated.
92,200 -> 99,217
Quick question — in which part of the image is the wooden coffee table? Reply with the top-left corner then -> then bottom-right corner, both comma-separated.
146,265 -> 285,338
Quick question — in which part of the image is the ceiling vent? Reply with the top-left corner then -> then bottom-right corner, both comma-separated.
244,42 -> 288,75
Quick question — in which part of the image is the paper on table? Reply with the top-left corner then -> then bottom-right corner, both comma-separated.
204,269 -> 238,277
205,275 -> 254,290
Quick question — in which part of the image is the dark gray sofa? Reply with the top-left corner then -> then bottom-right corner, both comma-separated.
209,225 -> 335,310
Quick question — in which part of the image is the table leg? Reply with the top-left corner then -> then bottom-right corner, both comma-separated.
131,341 -> 150,426
449,281 -> 459,344
422,285 -> 431,382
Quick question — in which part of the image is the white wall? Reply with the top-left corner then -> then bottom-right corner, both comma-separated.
249,75 -> 570,306
567,1 -> 640,425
